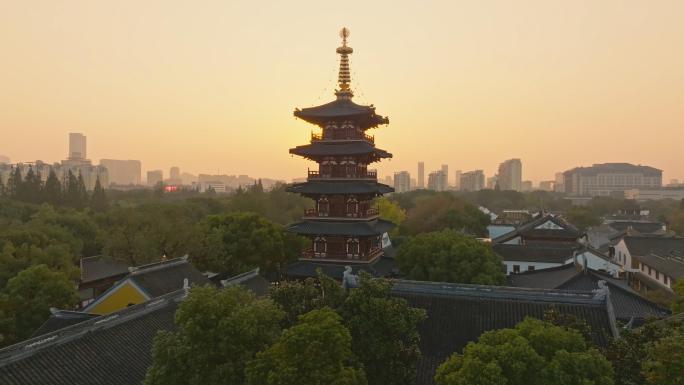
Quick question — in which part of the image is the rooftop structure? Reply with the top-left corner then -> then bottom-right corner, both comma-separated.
286,28 -> 394,265
563,163 -> 662,197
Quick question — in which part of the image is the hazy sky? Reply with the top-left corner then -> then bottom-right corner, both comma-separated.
1,0 -> 683,183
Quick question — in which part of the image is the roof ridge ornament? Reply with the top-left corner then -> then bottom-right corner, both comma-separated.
335,27 -> 354,100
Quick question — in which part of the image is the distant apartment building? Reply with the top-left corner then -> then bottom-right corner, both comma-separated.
384,175 -> 393,186
563,163 -> 662,197
521,180 -> 533,192
460,170 -> 485,192
441,164 -> 449,187
69,133 -> 87,160
417,162 -> 425,189
486,175 -> 498,189
427,170 -> 447,191
166,166 -> 182,185
394,171 -> 411,193
0,155 -> 9,164
554,172 -> 565,193
454,170 -> 462,191
147,170 -> 163,186
100,159 -> 141,186
625,188 -> 684,201
539,180 -> 554,191
497,159 -> 522,191
0,160 -> 108,191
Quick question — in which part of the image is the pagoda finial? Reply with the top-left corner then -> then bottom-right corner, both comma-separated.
335,27 -> 353,99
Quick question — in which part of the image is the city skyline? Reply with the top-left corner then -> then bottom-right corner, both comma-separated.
2,1 -> 683,183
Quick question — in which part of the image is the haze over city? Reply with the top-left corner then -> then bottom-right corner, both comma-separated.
2,0 -> 683,182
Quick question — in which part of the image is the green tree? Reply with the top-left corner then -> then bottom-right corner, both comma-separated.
397,229 -> 505,285
340,274 -> 426,385
400,193 -> 490,237
642,330 -> 684,385
0,264 -> 77,346
43,169 -> 62,206
245,307 -> 367,385
90,177 -> 109,212
565,206 -> 602,231
195,212 -> 302,274
269,273 -> 345,327
64,170 -> 81,208
22,167 -> 42,204
435,317 -> 613,385
672,279 -> 684,314
143,286 -> 284,385
377,197 -> 406,236
7,167 -> 22,198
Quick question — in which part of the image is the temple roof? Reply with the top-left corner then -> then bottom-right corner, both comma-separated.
492,243 -> 579,263
286,181 -> 393,195
287,218 -> 394,236
491,214 -> 582,244
289,141 -> 391,160
294,98 -> 389,129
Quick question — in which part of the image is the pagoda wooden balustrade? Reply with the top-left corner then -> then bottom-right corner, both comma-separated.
304,206 -> 379,218
301,247 -> 383,260
308,169 -> 377,180
310,131 -> 374,143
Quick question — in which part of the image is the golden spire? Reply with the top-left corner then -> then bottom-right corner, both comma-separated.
336,27 -> 353,99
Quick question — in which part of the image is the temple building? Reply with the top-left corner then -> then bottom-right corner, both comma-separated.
286,28 -> 395,271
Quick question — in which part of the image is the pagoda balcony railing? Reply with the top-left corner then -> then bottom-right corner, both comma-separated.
304,206 -> 380,219
310,131 -> 374,143
308,169 -> 377,180
301,247 -> 383,261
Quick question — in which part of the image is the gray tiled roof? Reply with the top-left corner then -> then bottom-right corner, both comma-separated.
491,214 -> 581,244
294,98 -> 389,129
80,256 -> 128,283
493,243 -> 578,263
128,258 -> 211,298
285,181 -> 394,195
390,280 -> 617,385
289,141 -> 391,158
283,255 -> 396,280
623,236 -> 684,257
31,310 -> 100,338
287,218 -> 395,236
633,254 -> 684,280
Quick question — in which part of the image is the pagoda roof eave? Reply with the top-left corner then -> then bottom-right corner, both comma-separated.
288,142 -> 392,158
294,99 -> 389,128
286,181 -> 394,195
287,219 -> 395,236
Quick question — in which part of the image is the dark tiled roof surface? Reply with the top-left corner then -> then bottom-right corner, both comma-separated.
492,214 -> 581,244
283,254 -> 396,280
80,256 -> 129,283
633,254 -> 684,280
286,181 -> 394,195
607,221 -> 665,234
390,280 -> 616,385
31,310 -> 100,338
564,163 -> 661,177
129,258 -> 212,297
220,268 -> 271,297
294,98 -> 389,129
287,218 -> 395,236
507,263 -> 579,288
623,236 -> 684,257
289,141 -> 391,158
493,243 -> 578,263
0,291 -> 181,385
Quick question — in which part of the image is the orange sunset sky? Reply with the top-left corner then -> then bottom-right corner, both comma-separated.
1,0 -> 683,183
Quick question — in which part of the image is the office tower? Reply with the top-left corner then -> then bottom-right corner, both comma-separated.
394,171 -> 411,193
497,159 -> 522,191
427,170 -> 447,191
147,170 -> 163,186
411,178 -> 417,190
460,170 -> 485,191
562,163 -> 662,197
441,164 -> 449,187
170,167 -> 180,179
454,169 -> 462,191
554,172 -> 565,193
417,162 -> 425,189
69,133 -> 87,160
100,159 -> 142,186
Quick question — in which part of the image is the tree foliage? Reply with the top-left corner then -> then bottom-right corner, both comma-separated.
245,307 -> 367,385
399,193 -> 490,237
397,229 -> 505,285
642,329 -> 684,385
0,265 -> 77,346
144,286 -> 284,385
435,317 -> 613,385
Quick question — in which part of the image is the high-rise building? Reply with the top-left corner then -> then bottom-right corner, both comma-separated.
497,159 -> 522,191
417,161 -> 425,189
554,172 -> 565,193
394,171 -> 411,193
0,155 -> 9,164
441,164 -> 449,187
427,170 -> 447,191
170,167 -> 180,180
563,163 -> 662,197
461,170 -> 485,192
100,159 -> 141,186
384,175 -> 393,186
147,170 -> 163,186
521,180 -> 533,192
487,175 -> 498,189
69,133 -> 87,160
454,169 -> 462,191
285,28 -> 394,265
539,181 -> 554,191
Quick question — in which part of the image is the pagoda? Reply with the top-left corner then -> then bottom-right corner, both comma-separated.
287,28 -> 394,265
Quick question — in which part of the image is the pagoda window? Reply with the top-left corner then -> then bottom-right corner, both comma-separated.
314,237 -> 327,256
317,197 -> 329,216
346,238 -> 360,258
346,196 -> 359,217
